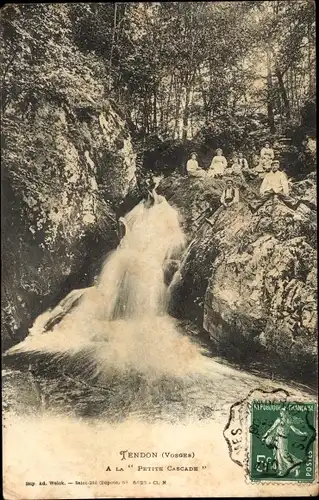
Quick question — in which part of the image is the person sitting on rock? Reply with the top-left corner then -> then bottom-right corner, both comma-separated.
237,151 -> 258,181
220,179 -> 239,208
232,155 -> 245,175
238,152 -> 249,169
224,156 -> 234,175
256,141 -> 275,173
186,152 -> 206,178
208,148 -> 227,178
249,160 -> 298,212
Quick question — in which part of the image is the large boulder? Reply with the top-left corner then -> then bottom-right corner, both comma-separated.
158,173 -> 234,237
1,4 -> 136,350
165,173 -> 317,382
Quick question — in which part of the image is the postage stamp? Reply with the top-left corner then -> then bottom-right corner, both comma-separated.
249,401 -> 316,482
224,389 -> 317,484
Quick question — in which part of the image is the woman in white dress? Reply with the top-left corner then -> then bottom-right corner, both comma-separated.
256,142 -> 275,174
208,148 -> 227,178
186,152 -> 206,178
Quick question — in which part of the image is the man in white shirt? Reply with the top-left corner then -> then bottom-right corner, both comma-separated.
220,179 -> 240,208
186,152 -> 206,178
249,160 -> 298,212
260,160 -> 289,196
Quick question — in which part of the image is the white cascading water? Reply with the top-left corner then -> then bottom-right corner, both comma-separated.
7,187 -> 208,381
98,188 -> 184,320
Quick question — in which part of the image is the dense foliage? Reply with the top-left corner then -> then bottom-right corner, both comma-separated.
69,2 -> 315,145
2,2 -> 315,160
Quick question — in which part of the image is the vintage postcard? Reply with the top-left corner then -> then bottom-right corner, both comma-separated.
1,1 -> 317,498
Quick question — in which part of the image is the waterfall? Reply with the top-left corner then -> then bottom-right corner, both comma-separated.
98,192 -> 185,320
6,192 -> 208,380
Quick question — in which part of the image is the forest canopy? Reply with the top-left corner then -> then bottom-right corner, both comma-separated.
1,1 -> 316,156
72,1 -> 315,141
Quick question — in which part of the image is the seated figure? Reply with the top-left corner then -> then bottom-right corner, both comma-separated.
231,155 -> 243,176
208,148 -> 227,178
226,154 -> 247,182
238,152 -> 249,169
238,151 -> 258,180
186,152 -> 206,178
249,160 -> 297,212
256,142 -> 275,174
220,179 -> 240,208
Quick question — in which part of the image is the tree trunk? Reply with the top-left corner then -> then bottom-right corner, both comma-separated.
174,77 -> 182,139
143,93 -> 150,135
153,86 -> 157,134
266,52 -> 276,133
190,112 -> 194,138
198,78 -> 209,126
308,22 -> 314,95
289,67 -> 295,110
108,3 -> 118,92
165,75 -> 174,135
159,90 -> 164,134
275,65 -> 291,121
182,82 -> 191,141
295,73 -> 301,116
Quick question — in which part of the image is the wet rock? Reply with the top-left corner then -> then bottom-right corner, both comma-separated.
163,173 -> 317,382
164,259 -> 181,287
158,174 -> 232,237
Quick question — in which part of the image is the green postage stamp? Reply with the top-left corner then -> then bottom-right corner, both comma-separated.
249,401 -> 316,482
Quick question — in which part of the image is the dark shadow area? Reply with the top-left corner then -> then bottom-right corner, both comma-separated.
179,320 -> 318,394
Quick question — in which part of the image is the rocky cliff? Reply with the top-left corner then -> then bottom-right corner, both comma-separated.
1,4 -> 136,349
165,173 -> 317,383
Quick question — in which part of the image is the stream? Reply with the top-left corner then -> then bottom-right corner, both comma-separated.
3,189 -> 315,422
2,191 -> 316,498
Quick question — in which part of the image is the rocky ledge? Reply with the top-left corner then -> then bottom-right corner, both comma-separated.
164,172 -> 317,384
